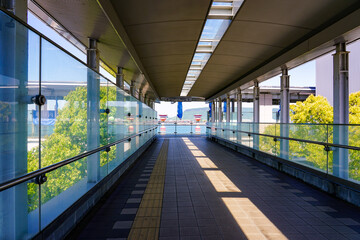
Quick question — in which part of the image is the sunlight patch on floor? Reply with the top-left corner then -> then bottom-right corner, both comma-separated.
195,157 -> 218,169
222,197 -> 287,240
204,170 -> 241,192
182,137 -> 287,240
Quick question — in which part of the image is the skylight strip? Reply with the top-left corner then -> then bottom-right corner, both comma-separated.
180,0 -> 243,96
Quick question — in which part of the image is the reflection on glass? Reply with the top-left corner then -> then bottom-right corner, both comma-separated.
0,9 -> 157,238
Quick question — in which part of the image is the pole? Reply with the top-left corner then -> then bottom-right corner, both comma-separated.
333,42 -> 349,179
280,67 -> 290,159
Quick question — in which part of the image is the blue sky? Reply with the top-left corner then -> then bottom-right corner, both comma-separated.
28,12 -> 116,84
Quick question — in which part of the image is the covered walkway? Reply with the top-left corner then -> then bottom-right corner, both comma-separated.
73,137 -> 360,240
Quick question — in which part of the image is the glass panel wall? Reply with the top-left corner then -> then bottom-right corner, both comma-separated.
207,122 -> 360,184
0,10 -> 157,239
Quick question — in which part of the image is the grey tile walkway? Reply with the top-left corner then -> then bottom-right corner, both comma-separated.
160,136 -> 360,240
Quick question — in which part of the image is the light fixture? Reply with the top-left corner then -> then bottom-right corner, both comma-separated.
180,0 -> 244,96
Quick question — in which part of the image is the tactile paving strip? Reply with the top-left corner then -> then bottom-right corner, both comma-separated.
128,139 -> 169,239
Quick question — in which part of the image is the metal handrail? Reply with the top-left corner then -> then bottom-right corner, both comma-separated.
207,122 -> 360,127
207,126 -> 360,151
0,126 -> 157,192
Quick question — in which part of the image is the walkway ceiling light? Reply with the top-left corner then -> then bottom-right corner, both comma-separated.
180,0 -> 243,96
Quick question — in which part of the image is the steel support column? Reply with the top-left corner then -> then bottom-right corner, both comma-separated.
226,94 -> 231,123
218,98 -> 223,123
130,80 -> 135,97
253,81 -> 260,149
280,68 -> 290,159
253,81 -> 260,123
139,89 -> 143,102
333,42 -> 349,179
116,67 -> 124,90
211,100 -> 215,123
213,100 -> 217,122
87,38 -> 100,183
237,88 -> 242,123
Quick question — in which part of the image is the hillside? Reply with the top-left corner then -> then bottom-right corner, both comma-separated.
167,107 -> 208,121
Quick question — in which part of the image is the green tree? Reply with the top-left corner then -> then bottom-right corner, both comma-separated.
290,95 -> 333,124
260,93 -> 360,180
27,86 -> 119,211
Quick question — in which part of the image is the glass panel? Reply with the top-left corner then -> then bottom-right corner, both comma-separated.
41,157 -> 88,229
0,13 -> 39,186
348,149 -> 360,183
0,10 -> 158,238
0,181 -> 39,239
200,19 -> 231,43
288,140 -> 328,172
124,93 -> 132,159
100,77 -> 108,178
40,39 -> 88,168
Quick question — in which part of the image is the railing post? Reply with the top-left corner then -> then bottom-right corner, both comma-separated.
280,67 -> 290,159
87,38 -> 100,183
333,42 -> 349,179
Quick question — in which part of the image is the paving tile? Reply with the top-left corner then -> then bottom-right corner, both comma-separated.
113,221 -> 133,229
126,198 -> 141,204
131,190 -> 144,195
120,208 -> 138,215
336,218 -> 360,226
160,227 -> 180,237
180,227 -> 200,236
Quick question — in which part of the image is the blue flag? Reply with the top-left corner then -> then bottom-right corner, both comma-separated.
223,101 -> 227,113
209,102 -> 212,118
177,102 -> 183,119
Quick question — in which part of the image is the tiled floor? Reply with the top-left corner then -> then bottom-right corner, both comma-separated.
159,136 -> 360,240
71,139 -> 163,240
72,136 -> 360,240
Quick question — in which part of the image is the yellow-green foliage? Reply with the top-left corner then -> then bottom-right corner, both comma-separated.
290,95 -> 333,124
260,92 -> 360,180
27,86 -> 118,211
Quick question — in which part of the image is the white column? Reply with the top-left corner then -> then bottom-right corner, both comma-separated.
211,100 -> 215,123
87,38 -> 100,182
116,67 -> 124,90
218,98 -> 223,122
253,81 -> 260,123
253,81 -> 260,149
237,88 -> 242,123
333,42 -> 349,179
226,94 -> 230,123
280,68 -> 290,159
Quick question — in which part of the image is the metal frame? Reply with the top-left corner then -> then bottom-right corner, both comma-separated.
0,126 -> 158,192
